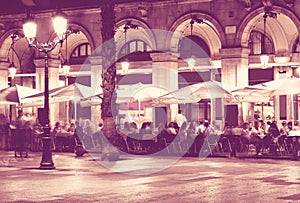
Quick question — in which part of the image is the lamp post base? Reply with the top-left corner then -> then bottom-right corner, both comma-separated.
39,126 -> 55,170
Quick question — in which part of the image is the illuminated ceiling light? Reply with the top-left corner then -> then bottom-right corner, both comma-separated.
9,66 -> 17,79
186,57 -> 196,71
260,12 -> 269,69
260,55 -> 269,69
121,59 -> 129,74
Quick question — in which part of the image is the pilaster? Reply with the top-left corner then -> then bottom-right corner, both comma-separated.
89,55 -> 103,125
150,52 -> 179,123
0,62 -> 10,118
221,47 -> 250,125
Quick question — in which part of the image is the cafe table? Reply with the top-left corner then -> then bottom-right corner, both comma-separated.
55,131 -> 74,151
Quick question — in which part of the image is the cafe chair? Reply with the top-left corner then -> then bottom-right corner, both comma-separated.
269,136 -> 289,155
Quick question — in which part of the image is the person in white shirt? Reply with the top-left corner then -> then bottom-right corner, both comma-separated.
174,109 -> 187,127
196,120 -> 206,135
250,121 -> 264,155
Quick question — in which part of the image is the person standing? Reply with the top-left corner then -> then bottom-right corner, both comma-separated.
174,109 -> 187,128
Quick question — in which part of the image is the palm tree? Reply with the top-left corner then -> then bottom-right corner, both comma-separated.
100,0 -> 124,160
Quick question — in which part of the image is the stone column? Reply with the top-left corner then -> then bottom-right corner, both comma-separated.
273,66 -> 293,122
0,62 -> 9,89
34,58 -> 60,127
89,55 -> 103,125
150,52 -> 178,124
221,47 -> 250,126
0,62 -> 10,118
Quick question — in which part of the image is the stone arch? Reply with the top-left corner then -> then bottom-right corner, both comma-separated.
238,6 -> 300,56
50,23 -> 95,62
115,17 -> 156,58
0,28 -> 21,61
168,12 -> 225,60
0,28 -> 32,72
32,23 -> 93,68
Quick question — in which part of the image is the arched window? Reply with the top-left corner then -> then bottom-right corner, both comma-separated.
179,35 -> 210,59
249,31 -> 274,55
70,43 -> 91,64
119,40 -> 151,58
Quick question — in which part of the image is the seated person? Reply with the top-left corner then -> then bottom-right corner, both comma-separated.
52,122 -> 62,134
178,122 -> 188,142
67,123 -> 76,134
241,122 -> 251,142
279,121 -> 288,138
196,121 -> 206,135
139,122 -> 153,138
203,121 -> 216,136
167,122 -> 177,135
268,121 -> 280,138
250,121 -> 264,155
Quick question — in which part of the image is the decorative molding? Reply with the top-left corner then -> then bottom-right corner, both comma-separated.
240,0 -> 252,11
284,0 -> 295,7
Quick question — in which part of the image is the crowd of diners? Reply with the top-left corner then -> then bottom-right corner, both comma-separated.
0,109 -> 299,158
117,116 -> 299,157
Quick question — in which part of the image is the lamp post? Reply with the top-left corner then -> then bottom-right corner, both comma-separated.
22,10 -> 69,170
62,64 -> 70,123
260,13 -> 269,68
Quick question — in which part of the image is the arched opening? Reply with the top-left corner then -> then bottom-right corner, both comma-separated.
249,30 -> 274,55
178,35 -> 210,59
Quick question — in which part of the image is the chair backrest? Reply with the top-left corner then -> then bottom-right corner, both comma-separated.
126,136 -> 139,151
231,128 -> 243,135
277,135 -> 286,145
262,135 -> 272,148
164,133 -> 176,143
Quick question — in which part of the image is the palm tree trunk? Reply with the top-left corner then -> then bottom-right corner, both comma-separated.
100,0 -> 124,159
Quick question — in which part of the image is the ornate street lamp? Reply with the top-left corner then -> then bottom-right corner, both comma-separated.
260,13 -> 269,68
120,22 -> 138,74
260,10 -> 277,68
22,10 -> 70,170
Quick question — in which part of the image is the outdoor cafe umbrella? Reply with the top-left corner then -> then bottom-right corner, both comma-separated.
76,83 -> 103,106
230,77 -> 300,120
115,83 -> 170,123
22,83 -> 100,104
253,76 -> 300,96
230,85 -> 271,103
156,80 -> 230,105
116,83 -> 169,104
252,76 -> 300,121
0,84 -> 42,105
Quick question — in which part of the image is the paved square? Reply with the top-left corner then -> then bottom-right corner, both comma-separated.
0,151 -> 300,202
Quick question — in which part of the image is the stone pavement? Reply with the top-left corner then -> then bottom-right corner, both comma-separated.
0,150 -> 300,203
